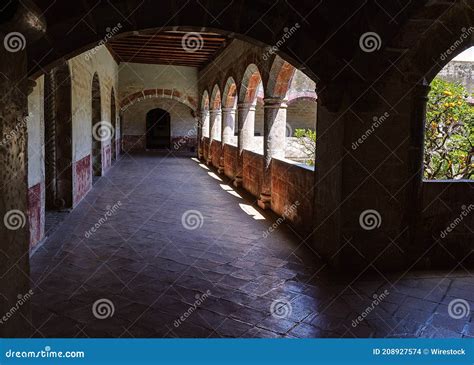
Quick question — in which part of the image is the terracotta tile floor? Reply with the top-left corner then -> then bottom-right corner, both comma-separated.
30,152 -> 474,338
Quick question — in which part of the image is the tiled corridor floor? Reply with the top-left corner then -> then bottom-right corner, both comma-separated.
30,153 -> 474,338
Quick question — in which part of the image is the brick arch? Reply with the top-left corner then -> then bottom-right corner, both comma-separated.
266,56 -> 297,98
120,88 -> 197,113
210,84 -> 222,110
287,93 -> 317,105
201,90 -> 210,111
202,49 -> 271,101
222,76 -> 238,109
239,63 -> 264,104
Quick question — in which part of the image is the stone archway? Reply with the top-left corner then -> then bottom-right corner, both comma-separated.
120,88 -> 197,112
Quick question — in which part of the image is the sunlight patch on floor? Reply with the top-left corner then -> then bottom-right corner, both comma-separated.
239,203 -> 265,220
219,184 -> 242,198
208,172 -> 223,181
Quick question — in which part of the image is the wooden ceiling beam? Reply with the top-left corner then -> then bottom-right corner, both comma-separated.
113,50 -> 211,56
130,34 -> 226,42
109,41 -> 222,49
110,46 -> 220,54
108,31 -> 227,67
117,58 -> 204,66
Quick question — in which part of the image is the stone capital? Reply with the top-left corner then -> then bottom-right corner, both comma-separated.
221,107 -> 236,113
237,102 -> 256,112
263,97 -> 288,109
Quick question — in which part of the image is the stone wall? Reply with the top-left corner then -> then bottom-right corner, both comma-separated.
271,158 -> 314,236
286,98 -> 317,133
421,181 -> 474,267
285,98 -> 317,161
210,140 -> 221,169
69,46 -> 119,204
285,137 -> 314,164
118,63 -> 198,102
223,144 -> 238,179
70,46 -> 119,167
438,60 -> 474,93
119,63 -> 198,152
122,98 -> 197,152
25,46 -> 119,247
27,76 -> 45,247
242,150 -> 264,198
255,102 -> 264,136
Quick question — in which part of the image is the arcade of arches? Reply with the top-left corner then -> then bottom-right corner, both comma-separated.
0,1 -> 473,338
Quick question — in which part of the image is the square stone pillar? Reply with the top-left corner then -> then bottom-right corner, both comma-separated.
0,35 -> 32,337
313,77 -> 431,272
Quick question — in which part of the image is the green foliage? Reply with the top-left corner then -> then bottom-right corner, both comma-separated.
424,77 -> 474,180
292,78 -> 474,177
294,128 -> 316,166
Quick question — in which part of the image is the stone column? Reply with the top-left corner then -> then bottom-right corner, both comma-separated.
201,109 -> 209,162
258,98 -> 287,209
234,102 -> 256,187
197,110 -> 203,159
207,108 -> 221,165
312,82 -> 345,265
407,80 -> 430,258
219,107 -> 236,173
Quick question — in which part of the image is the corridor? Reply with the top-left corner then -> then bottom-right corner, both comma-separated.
29,154 -> 473,338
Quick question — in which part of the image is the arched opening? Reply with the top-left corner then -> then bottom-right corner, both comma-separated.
239,64 -> 264,154
4,2 -> 473,341
201,91 -> 210,138
405,28 -> 474,268
423,46 -> 474,180
210,85 -> 222,142
91,72 -> 102,179
146,108 -> 171,149
267,57 -> 317,166
222,77 -> 238,146
43,61 -> 73,211
111,88 -> 117,162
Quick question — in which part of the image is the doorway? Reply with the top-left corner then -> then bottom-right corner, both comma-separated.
146,108 -> 171,149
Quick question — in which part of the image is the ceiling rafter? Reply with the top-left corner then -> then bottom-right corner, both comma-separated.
107,31 -> 228,68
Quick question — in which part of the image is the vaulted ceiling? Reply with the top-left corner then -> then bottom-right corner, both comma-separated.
106,31 -> 228,68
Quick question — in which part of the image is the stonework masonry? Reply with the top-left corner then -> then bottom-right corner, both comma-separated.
119,63 -> 198,152
26,46 -> 119,247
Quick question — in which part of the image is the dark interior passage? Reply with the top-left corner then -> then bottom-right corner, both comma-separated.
146,108 -> 171,149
